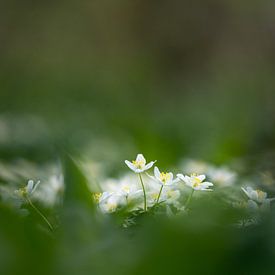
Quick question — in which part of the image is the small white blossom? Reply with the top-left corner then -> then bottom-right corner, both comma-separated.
125,154 -> 156,173
177,173 -> 213,191
15,179 -> 40,198
149,167 -> 179,186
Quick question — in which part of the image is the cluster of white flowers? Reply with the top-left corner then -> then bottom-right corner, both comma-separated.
93,154 -> 275,226
96,154 -> 214,214
7,154 -> 273,229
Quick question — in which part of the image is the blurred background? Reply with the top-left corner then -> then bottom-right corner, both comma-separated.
1,1 -> 275,274
1,0 -> 275,169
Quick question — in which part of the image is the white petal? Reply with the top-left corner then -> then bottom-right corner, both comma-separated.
165,173 -> 174,185
183,175 -> 190,182
176,173 -> 185,180
154,166 -> 161,179
172,178 -> 180,184
241,187 -> 250,198
125,160 -> 137,172
201,181 -> 213,187
168,172 -> 173,180
144,161 -> 155,171
147,173 -> 157,181
136,154 -> 146,163
26,180 -> 34,193
31,180 -> 40,194
135,169 -> 143,173
197,175 -> 206,182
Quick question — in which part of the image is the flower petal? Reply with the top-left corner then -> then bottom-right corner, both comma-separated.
31,180 -> 40,194
144,161 -> 156,171
154,166 -> 161,179
125,160 -> 137,172
26,180 -> 34,194
176,173 -> 185,181
201,181 -> 213,187
136,154 -> 146,163
241,187 -> 250,198
197,175 -> 206,182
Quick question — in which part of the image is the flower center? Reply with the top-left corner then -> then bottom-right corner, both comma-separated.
191,174 -> 202,187
93,192 -> 102,203
122,185 -> 130,193
132,160 -> 145,169
160,172 -> 171,184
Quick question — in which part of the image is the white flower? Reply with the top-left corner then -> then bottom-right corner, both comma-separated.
98,192 -> 126,213
177,173 -> 213,191
99,174 -> 145,211
103,174 -> 140,196
15,179 -> 40,198
161,188 -> 181,205
125,154 -> 156,173
208,166 -> 237,187
242,186 -> 274,204
149,167 -> 179,186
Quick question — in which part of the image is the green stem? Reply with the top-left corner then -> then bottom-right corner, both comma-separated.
185,189 -> 194,208
156,185 -> 164,204
26,197 -> 54,231
138,173 -> 147,211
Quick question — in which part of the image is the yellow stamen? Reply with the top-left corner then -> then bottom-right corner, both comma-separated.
132,160 -> 145,169
159,172 -> 171,184
122,186 -> 130,193
192,175 -> 202,187
93,192 -> 102,203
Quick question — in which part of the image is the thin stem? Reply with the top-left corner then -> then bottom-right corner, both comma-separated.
156,185 -> 164,204
138,173 -> 147,211
26,197 -> 54,231
185,189 -> 194,208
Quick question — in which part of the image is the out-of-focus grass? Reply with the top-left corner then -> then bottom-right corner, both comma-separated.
1,157 -> 275,275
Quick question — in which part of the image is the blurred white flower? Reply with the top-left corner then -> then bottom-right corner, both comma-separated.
125,154 -> 156,173
177,173 -> 213,191
103,174 -> 141,196
241,187 -> 274,204
98,192 -> 126,213
208,166 -> 237,187
99,174 -> 144,211
34,175 -> 64,206
161,188 -> 181,205
14,179 -> 54,230
180,159 -> 210,175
